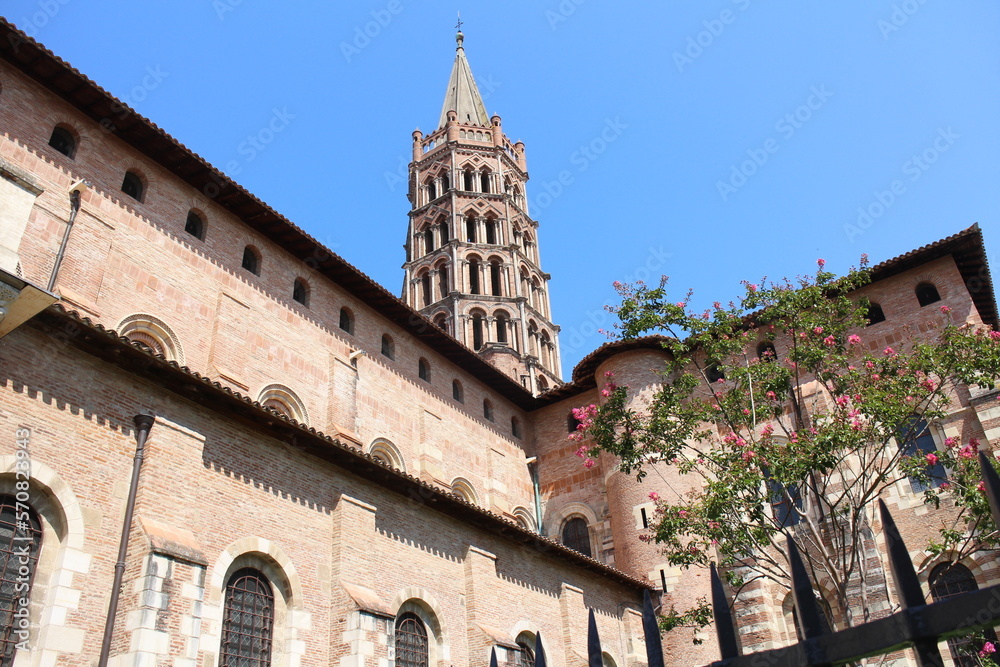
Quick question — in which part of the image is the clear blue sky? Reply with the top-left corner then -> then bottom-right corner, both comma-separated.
6,1 -> 998,377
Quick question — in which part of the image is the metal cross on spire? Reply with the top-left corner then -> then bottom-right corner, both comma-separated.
456,12 -> 463,31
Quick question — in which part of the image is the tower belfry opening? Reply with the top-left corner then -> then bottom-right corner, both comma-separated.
401,30 -> 562,394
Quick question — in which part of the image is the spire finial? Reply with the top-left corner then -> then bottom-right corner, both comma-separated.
456,12 -> 464,48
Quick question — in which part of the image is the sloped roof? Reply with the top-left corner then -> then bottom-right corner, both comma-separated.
438,32 -> 491,129
0,17 -> 536,411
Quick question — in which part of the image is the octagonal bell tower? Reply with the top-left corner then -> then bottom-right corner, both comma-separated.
401,30 -> 562,393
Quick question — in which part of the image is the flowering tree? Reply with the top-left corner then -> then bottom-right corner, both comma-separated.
573,258 -> 1000,655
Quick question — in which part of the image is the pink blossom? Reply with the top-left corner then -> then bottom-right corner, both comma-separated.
979,641 -> 996,658
848,334 -> 862,346
959,444 -> 976,460
743,408 -> 751,415
708,521 -> 720,530
678,509 -> 688,517
817,258 -> 826,268
944,436 -> 958,448
583,458 -> 596,469
604,370 -> 615,378
884,346 -> 896,356
648,491 -> 660,501
925,453 -> 939,466
612,281 -> 622,289
716,378 -> 725,384
761,424 -> 774,436
872,374 -> 880,381
676,302 -> 685,309
748,284 -> 758,293
836,396 -> 849,406
939,482 -> 951,490
940,305 -> 951,314
741,450 -> 757,461
766,390 -> 777,400
990,331 -> 1000,340
824,335 -> 836,346
851,420 -> 863,431
979,481 -> 988,493
865,360 -> 875,369
713,301 -> 722,310
970,437 -> 981,448
814,326 -> 824,335
575,446 -> 587,458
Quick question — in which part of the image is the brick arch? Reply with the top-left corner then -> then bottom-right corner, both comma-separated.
391,587 -> 449,645
204,537 -> 310,666
117,312 -> 184,364
0,455 -> 83,550
257,383 -> 309,424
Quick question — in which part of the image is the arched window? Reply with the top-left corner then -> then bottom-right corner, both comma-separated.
440,172 -> 450,192
451,478 -> 478,504
490,261 -> 503,296
494,311 -> 509,344
483,399 -> 494,422
866,302 -> 886,325
381,334 -> 395,360
472,312 -> 485,350
258,385 -> 307,423
757,342 -> 777,361
790,595 -> 834,641
515,640 -> 535,667
434,313 -> 448,332
469,259 -> 482,295
511,416 -> 522,439
292,278 -> 308,306
537,376 -> 549,392
485,218 -> 497,245
220,568 -> 274,667
540,331 -> 552,368
439,220 -> 449,246
121,170 -> 144,201
420,271 -> 432,307
426,178 -> 437,202
48,125 -> 76,157
896,415 -> 946,492
480,170 -> 491,193
185,211 -> 205,239
339,307 -> 354,335
528,321 -> 539,357
369,439 -> 405,471
561,517 -> 591,557
437,265 -> 449,299
916,282 -> 941,306
466,215 -> 477,243
929,562 -> 995,665
463,169 -> 475,192
242,246 -> 260,275
705,362 -> 725,384
418,358 -> 431,382
763,466 -> 801,527
452,379 -> 464,403
0,496 -> 42,664
423,228 -> 434,256
395,612 -> 429,667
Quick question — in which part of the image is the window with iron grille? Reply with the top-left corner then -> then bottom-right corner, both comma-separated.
896,416 -> 947,492
929,562 -> 997,666
0,495 -> 42,667
395,612 -> 429,667
220,568 -> 274,667
515,641 -> 535,667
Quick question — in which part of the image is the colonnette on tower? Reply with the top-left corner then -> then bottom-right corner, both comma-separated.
0,17 -> 998,667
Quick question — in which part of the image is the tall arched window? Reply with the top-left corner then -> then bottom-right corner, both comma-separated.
483,399 -> 494,422
0,496 -> 42,664
420,272 -> 432,307
485,218 -> 497,245
561,517 -> 591,557
466,215 -> 478,243
381,334 -> 395,360
494,311 -> 509,344
916,282 -> 941,306
452,379 -> 464,403
439,220 -> 449,246
469,259 -> 481,295
425,178 -> 437,203
515,640 -> 535,667
490,261 -> 503,296
423,228 -> 434,256
434,313 -> 448,332
440,172 -> 450,192
437,265 -> 449,299
220,568 -> 274,667
480,170 -> 491,193
418,358 -> 431,382
472,312 -> 485,350
463,169 -> 475,191
185,211 -> 205,240
395,612 -> 429,667
292,278 -> 308,306
929,562 -> 994,665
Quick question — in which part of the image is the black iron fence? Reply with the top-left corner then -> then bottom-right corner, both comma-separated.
497,451 -> 1000,667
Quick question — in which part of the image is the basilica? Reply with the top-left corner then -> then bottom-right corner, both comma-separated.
0,18 -> 997,667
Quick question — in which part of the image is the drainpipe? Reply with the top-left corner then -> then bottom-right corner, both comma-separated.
526,457 -> 542,533
46,181 -> 88,292
98,413 -> 155,667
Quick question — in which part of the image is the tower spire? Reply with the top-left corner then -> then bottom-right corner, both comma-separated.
438,26 -> 489,129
